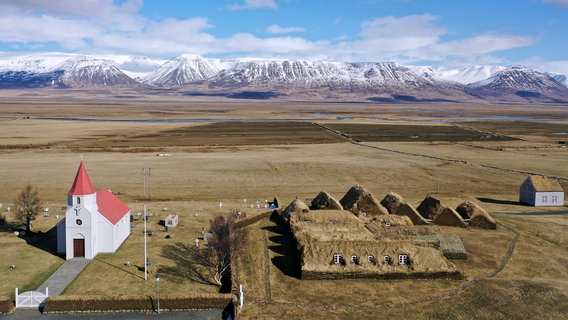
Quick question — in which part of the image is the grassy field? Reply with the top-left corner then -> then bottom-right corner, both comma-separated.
0,99 -> 566,318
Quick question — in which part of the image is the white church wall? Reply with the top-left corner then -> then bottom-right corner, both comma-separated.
96,215 -> 115,253
114,213 -> 131,251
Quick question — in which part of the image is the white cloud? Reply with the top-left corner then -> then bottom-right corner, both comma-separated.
92,17 -> 219,57
0,15 -> 104,50
326,14 -> 537,65
217,33 -> 325,55
0,3 -> 541,67
331,14 -> 446,61
266,24 -> 305,34
228,0 -> 278,10
520,57 -> 568,76
419,33 -> 536,63
0,0 -> 144,31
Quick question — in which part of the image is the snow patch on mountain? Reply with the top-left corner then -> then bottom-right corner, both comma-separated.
409,65 -> 505,84
99,55 -> 165,80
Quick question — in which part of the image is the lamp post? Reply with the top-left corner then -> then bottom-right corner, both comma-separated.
156,273 -> 161,314
141,168 -> 151,281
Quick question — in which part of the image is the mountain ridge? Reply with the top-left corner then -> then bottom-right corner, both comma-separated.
0,53 -> 567,103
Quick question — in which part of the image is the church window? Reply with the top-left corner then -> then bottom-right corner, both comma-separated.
77,197 -> 81,204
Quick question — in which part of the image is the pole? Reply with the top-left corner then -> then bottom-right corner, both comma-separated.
142,168 -> 149,281
436,166 -> 440,194
141,167 -> 153,280
239,284 -> 244,309
142,167 -> 147,200
144,203 -> 147,281
149,168 -> 152,200
156,274 -> 161,314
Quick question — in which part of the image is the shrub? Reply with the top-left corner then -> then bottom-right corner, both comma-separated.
0,299 -> 14,314
42,294 -> 234,314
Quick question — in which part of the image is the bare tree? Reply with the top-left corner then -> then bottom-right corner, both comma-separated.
200,214 -> 247,287
14,183 -> 44,232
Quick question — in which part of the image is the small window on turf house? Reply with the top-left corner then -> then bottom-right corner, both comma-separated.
333,253 -> 343,264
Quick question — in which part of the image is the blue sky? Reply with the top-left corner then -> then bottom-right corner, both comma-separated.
0,0 -> 567,72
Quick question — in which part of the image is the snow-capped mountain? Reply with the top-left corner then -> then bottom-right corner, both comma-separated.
209,60 -> 353,86
409,65 -> 505,84
206,60 -> 473,101
143,54 -> 219,86
56,57 -> 138,87
104,55 -> 164,80
548,73 -> 567,87
209,60 -> 445,88
0,52 -> 81,73
465,66 -> 568,102
0,52 -> 567,103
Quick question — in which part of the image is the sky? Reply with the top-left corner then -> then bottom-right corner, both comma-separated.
0,0 -> 567,73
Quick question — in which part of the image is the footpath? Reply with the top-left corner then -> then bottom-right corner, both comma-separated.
36,258 -> 90,296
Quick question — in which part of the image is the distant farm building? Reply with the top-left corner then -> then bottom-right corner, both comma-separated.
57,162 -> 131,260
519,175 -> 565,206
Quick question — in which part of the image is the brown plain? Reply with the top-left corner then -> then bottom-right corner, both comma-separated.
0,91 -> 567,319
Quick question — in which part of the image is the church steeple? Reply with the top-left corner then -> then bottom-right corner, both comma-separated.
68,162 -> 96,195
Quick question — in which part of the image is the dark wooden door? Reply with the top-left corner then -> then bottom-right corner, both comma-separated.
73,239 -> 85,257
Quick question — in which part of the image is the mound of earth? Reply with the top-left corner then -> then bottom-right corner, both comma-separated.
372,214 -> 413,227
432,206 -> 467,227
380,192 -> 428,225
339,184 -> 388,217
281,198 -> 309,222
456,201 -> 497,229
310,191 -> 343,210
417,195 -> 443,219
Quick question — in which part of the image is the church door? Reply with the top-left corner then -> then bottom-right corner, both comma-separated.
73,239 -> 85,257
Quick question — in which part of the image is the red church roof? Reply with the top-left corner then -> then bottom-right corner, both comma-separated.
68,162 -> 96,195
96,188 -> 130,225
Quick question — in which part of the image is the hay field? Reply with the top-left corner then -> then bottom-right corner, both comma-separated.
0,99 -> 567,318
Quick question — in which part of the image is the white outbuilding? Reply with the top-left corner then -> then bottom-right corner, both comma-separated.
57,162 -> 131,260
519,175 -> 565,207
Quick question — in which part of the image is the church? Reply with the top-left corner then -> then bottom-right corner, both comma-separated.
57,162 -> 131,260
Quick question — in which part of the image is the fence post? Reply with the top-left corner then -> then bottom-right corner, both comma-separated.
239,284 -> 244,309
15,288 -> 18,308
46,287 -> 49,297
